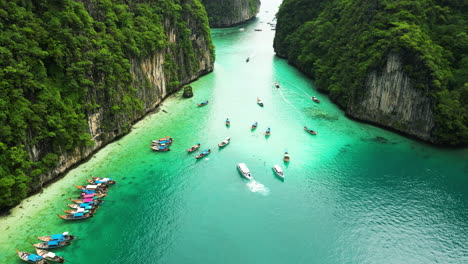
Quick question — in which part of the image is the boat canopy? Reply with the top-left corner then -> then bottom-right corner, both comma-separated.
79,203 -> 91,207
51,234 -> 64,240
158,146 -> 167,149
86,185 -> 98,189
74,213 -> 84,217
82,194 -> 95,198
83,198 -> 94,202
273,165 -> 283,173
62,232 -> 69,235
48,240 -> 59,246
82,190 -> 95,194
27,254 -> 43,261
45,252 -> 57,258
77,208 -> 85,212
238,163 -> 250,173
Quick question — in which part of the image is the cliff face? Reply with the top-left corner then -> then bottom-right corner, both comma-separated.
201,0 -> 261,27
347,53 -> 435,141
0,0 -> 214,210
274,0 -> 467,145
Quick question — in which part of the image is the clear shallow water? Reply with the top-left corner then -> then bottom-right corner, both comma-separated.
1,1 -> 468,263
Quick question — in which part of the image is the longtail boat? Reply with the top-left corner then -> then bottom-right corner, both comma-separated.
251,122 -> 258,130
304,126 -> 318,135
35,249 -> 65,263
16,249 -> 49,264
312,96 -> 320,103
151,137 -> 173,146
57,212 -> 93,221
197,100 -> 209,107
36,232 -> 76,242
69,197 -> 103,204
79,192 -> 107,199
32,240 -> 71,250
265,127 -> 271,136
195,149 -> 211,159
218,137 -> 231,148
63,208 -> 97,215
226,118 -> 230,126
187,143 -> 201,153
74,184 -> 108,192
284,152 -> 290,162
67,203 -> 99,210
87,177 -> 116,185
151,145 -> 170,152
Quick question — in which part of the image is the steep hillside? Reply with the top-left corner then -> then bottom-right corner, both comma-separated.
274,0 -> 467,145
201,0 -> 261,27
0,0 -> 214,210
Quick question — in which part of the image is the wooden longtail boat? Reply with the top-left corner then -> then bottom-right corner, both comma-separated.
151,137 -> 173,146
35,249 -> 65,263
265,128 -> 271,136
218,137 -> 231,148
36,233 -> 76,242
251,122 -> 258,130
32,240 -> 71,250
198,100 -> 209,107
16,249 -> 49,264
87,177 -> 116,185
195,149 -> 211,159
226,118 -> 230,126
67,203 -> 99,210
284,152 -> 290,162
63,208 -> 97,214
151,145 -> 170,152
187,143 -> 201,153
57,212 -> 93,221
68,197 -> 103,204
304,126 -> 318,135
74,184 -> 108,192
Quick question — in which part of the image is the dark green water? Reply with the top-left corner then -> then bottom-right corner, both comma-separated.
1,1 -> 468,263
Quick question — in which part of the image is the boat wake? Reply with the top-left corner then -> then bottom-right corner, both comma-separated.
246,180 -> 270,196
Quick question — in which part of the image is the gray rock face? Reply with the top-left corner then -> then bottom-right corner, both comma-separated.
201,0 -> 261,27
347,53 -> 435,141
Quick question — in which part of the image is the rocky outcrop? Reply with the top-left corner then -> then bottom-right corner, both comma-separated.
347,53 -> 434,141
201,0 -> 261,27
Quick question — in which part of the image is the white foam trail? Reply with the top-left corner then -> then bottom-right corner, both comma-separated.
205,158 -> 210,161
246,180 -> 270,196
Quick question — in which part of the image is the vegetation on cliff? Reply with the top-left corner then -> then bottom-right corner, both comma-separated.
0,0 -> 214,210
274,0 -> 467,145
201,0 -> 261,27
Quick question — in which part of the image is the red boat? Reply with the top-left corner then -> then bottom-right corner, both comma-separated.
187,143 -> 201,153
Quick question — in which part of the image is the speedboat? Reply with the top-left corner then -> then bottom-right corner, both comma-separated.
312,96 -> 320,103
304,126 -> 318,135
218,137 -> 231,147
273,165 -> 284,179
195,149 -> 211,159
237,163 -> 252,180
257,97 -> 264,107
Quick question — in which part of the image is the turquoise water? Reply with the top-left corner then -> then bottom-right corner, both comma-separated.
1,1 -> 468,263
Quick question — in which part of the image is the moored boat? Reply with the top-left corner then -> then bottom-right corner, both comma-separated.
32,240 -> 71,250
218,137 -> 231,147
87,177 -> 116,185
237,163 -> 252,180
35,249 -> 65,263
16,249 -> 49,264
74,184 -> 108,191
284,152 -> 290,162
195,149 -> 211,159
312,96 -> 320,103
151,137 -> 172,146
57,212 -> 93,221
187,143 -> 201,153
251,121 -> 258,130
63,207 -> 97,215
69,197 -> 103,205
304,126 -> 318,135
151,145 -> 170,152
197,100 -> 209,107
265,127 -> 271,136
36,232 -> 76,242
226,118 -> 230,126
257,97 -> 264,107
273,165 -> 284,179
67,203 -> 99,210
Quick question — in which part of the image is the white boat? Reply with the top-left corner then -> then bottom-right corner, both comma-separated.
237,163 -> 252,180
218,137 -> 231,147
272,165 -> 284,179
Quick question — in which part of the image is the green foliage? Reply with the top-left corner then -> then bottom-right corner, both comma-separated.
0,0 -> 213,210
201,0 -> 260,27
274,0 -> 468,145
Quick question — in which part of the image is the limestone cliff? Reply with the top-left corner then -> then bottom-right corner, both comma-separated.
0,0 -> 214,210
347,53 -> 435,141
201,0 -> 261,27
